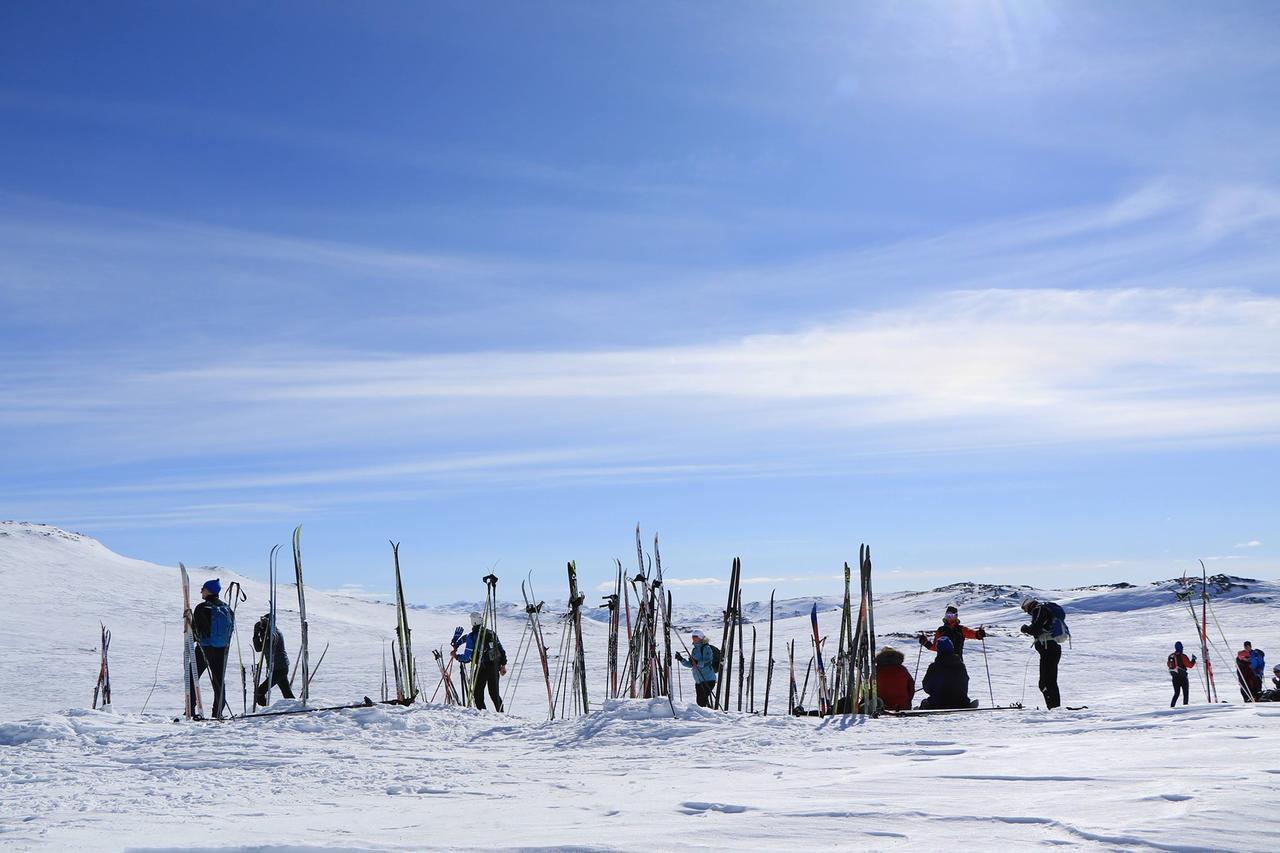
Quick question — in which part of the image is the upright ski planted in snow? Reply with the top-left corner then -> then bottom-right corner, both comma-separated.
292,525 -> 310,706
180,562 -> 203,720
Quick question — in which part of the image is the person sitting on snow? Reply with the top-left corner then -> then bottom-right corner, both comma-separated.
874,646 -> 916,712
1237,642 -> 1263,701
918,605 -> 986,657
918,636 -> 975,710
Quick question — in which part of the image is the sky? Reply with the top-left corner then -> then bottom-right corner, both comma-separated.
2,1 -> 1278,605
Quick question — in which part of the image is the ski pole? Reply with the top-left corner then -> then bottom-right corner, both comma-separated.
980,630 -> 995,708
1020,646 -> 1035,707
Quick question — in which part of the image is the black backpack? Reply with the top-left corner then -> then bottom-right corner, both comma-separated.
709,644 -> 723,672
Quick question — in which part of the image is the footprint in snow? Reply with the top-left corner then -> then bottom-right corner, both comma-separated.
680,801 -> 750,815
1144,794 -> 1193,802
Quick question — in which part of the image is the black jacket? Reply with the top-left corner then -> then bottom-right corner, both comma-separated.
1022,603 -> 1059,649
252,616 -> 290,672
920,652 -> 972,709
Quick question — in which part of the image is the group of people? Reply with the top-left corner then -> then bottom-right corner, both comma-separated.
1167,639 -> 1278,705
186,578 -> 294,721
189,580 -> 1276,718
675,597 -> 1069,713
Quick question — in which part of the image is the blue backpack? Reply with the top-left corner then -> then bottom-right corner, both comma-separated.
201,602 -> 234,648
1043,602 -> 1071,647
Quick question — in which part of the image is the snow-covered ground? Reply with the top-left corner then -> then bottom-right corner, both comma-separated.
2,521 -> 1278,851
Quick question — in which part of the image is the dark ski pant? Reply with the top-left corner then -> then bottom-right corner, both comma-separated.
1036,641 -> 1062,710
695,680 -> 716,708
190,645 -> 229,719
255,666 -> 295,707
473,663 -> 503,712
1170,672 -> 1190,706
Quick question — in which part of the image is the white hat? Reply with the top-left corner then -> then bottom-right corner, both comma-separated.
691,629 -> 706,640
470,611 -> 483,627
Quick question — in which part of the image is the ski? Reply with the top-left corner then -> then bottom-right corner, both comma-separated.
391,541 -> 417,702
292,525 -> 310,706
764,590 -> 775,716
522,575 -> 555,719
566,560 -> 590,714
884,703 -> 1025,718
180,562 -> 203,720
93,622 -> 112,710
810,603 -> 830,715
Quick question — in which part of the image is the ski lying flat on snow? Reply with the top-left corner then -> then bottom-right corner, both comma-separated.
883,703 -> 1026,717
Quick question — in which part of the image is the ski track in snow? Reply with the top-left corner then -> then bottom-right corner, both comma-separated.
2,521 -> 1279,851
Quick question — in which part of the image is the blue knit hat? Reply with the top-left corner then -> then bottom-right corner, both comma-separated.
1175,641 -> 1183,653
202,578 -> 221,596
936,636 -> 954,654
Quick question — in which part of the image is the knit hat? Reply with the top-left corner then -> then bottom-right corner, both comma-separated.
1020,597 -> 1037,612
470,611 -> 483,627
202,578 -> 221,596
691,629 -> 706,641
936,636 -> 954,654
1174,641 -> 1184,653
944,605 -> 959,620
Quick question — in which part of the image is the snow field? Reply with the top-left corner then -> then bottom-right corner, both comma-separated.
2,521 -> 1278,850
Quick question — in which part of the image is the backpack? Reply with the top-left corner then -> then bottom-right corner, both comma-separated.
709,644 -> 723,673
201,601 -> 234,648
1043,602 -> 1070,647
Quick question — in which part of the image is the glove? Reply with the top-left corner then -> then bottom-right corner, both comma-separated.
975,628 -> 987,640
918,634 -> 930,647
499,665 -> 507,676
675,652 -> 685,662
1020,624 -> 1032,635
1192,655 -> 1197,663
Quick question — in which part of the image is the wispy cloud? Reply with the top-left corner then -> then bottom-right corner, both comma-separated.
1235,540 -> 1262,549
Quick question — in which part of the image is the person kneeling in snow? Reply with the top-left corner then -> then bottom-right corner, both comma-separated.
454,612 -> 507,712
918,636 -> 974,710
874,646 -> 916,712
675,629 -> 720,708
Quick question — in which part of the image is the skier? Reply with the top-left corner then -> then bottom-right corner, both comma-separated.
1020,597 -> 1064,710
918,637 -> 974,710
1236,642 -> 1262,701
674,629 -> 719,708
918,605 -> 987,657
1166,641 -> 1196,707
252,612 -> 294,707
189,578 -> 234,720
453,612 -> 507,712
1244,641 -> 1266,681
873,646 -> 915,712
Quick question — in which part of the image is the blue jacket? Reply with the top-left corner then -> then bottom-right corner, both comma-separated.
679,642 -> 718,684
452,626 -> 506,668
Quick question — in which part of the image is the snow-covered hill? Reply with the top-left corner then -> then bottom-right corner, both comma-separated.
3,521 -> 1279,850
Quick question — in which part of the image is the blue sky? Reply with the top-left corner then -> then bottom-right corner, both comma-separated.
2,1 -> 1278,604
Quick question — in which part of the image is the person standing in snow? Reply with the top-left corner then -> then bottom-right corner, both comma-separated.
1245,641 -> 1266,682
1236,642 -> 1262,701
675,629 -> 719,708
1020,597 -> 1063,710
1166,641 -> 1196,707
873,646 -> 916,712
918,636 -> 974,710
189,578 -> 234,720
252,612 -> 294,707
918,605 -> 986,657
453,612 -> 507,712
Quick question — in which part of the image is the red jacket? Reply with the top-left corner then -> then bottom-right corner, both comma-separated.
876,663 -> 916,711
1167,652 -> 1195,673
